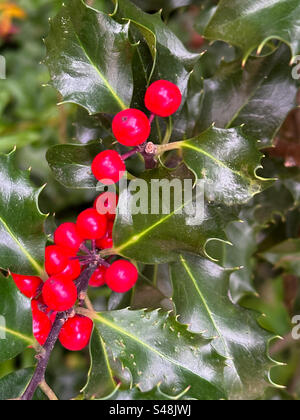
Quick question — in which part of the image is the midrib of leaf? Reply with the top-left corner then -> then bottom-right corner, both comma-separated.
182,142 -> 247,180
0,214 -> 43,274
115,199 -> 190,254
95,312 -> 214,380
179,255 -> 230,358
72,22 -> 127,111
0,324 -> 34,344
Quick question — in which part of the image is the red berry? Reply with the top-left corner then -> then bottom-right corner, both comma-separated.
96,221 -> 114,250
31,300 -> 52,346
54,222 -> 83,252
59,315 -> 93,351
89,266 -> 107,288
42,276 -> 77,312
45,245 -> 74,276
112,109 -> 151,146
59,259 -> 81,282
145,80 -> 182,117
105,260 -> 138,293
76,208 -> 107,240
11,273 -> 42,299
94,192 -> 118,220
91,150 -> 126,185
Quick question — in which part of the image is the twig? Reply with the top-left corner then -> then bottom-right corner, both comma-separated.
20,265 -> 98,400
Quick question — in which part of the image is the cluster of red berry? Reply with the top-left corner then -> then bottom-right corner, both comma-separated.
11,79 -> 181,353
11,192 -> 138,351
91,80 -> 182,184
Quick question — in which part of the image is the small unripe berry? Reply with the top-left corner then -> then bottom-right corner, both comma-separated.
11,273 -> 42,299
89,266 -> 107,288
76,208 -> 107,240
54,222 -> 83,252
42,276 -> 77,312
145,80 -> 182,117
112,109 -> 151,146
31,300 -> 52,346
91,150 -> 125,185
94,192 -> 118,220
105,260 -> 138,293
45,245 -> 74,276
59,315 -> 93,351
96,221 -> 113,250
59,259 -> 81,282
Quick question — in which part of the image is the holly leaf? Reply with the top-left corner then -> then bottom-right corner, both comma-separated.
170,253 -> 279,400
46,142 -> 105,190
113,0 -> 199,96
196,45 -> 298,148
261,239 -> 300,276
180,126 -> 272,205
83,327 -> 117,400
0,274 -> 34,363
0,151 -> 46,275
93,308 -> 226,399
45,0 -> 134,114
101,383 -> 193,400
0,368 -> 47,400
204,0 -> 300,62
113,165 -> 237,264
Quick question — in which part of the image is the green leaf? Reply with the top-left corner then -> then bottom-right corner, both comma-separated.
204,0 -> 300,62
94,308 -> 226,399
196,45 -> 298,148
0,274 -> 34,363
102,383 -> 193,400
113,165 -> 237,264
113,0 -> 199,94
46,142 -> 104,190
0,151 -> 46,275
261,239 -> 300,276
180,126 -> 272,205
0,368 -> 47,400
83,327 -> 117,400
170,253 -> 277,400
45,0 -> 134,114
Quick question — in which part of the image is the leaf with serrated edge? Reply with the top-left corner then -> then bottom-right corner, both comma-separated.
204,0 -> 300,62
83,328 -> 117,400
180,126 -> 273,205
0,274 -> 34,363
261,239 -> 300,277
196,45 -> 298,148
0,151 -> 46,275
170,253 -> 281,400
113,165 -> 237,264
94,308 -> 226,399
45,0 -> 134,114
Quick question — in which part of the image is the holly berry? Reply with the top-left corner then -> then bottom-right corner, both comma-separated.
94,192 -> 119,220
91,150 -> 126,185
11,273 -> 42,299
105,260 -> 138,293
45,245 -> 74,276
76,208 -> 107,240
42,276 -> 77,312
59,315 -> 93,351
54,222 -> 83,253
89,266 -> 107,288
145,80 -> 182,117
31,300 -> 52,346
96,220 -> 113,250
59,259 -> 81,282
112,109 -> 151,146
